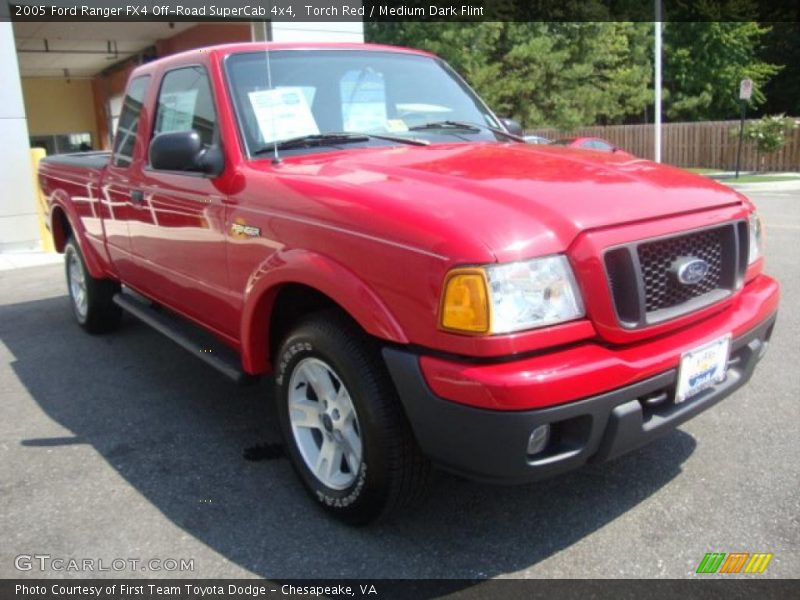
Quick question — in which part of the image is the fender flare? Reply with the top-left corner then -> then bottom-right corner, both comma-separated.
49,195 -> 106,279
240,249 -> 408,373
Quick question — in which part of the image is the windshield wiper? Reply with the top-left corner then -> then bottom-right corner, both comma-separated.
346,131 -> 430,146
252,131 -> 429,159
409,120 -> 525,142
252,133 -> 369,156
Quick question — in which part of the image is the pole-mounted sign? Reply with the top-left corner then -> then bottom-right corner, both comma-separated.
735,78 -> 753,178
739,78 -> 753,101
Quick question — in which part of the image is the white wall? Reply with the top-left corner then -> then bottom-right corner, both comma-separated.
269,22 -> 364,43
0,22 -> 40,252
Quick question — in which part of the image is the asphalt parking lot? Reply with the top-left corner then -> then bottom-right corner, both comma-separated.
1,187 -> 798,580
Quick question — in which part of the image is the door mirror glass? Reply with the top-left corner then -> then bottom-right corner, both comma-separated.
149,130 -> 203,171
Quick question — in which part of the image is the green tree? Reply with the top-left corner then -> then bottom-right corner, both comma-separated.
365,22 -> 652,129
759,22 -> 800,117
662,22 -> 781,121
366,21 -> 782,127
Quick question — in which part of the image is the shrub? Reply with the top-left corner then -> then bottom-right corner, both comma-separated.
733,114 -> 798,171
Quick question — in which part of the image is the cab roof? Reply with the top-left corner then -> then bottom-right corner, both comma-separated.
130,42 -> 436,76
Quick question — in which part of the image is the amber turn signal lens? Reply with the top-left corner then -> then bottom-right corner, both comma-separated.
440,269 -> 490,333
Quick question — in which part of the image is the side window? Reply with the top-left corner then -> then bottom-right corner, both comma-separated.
153,67 -> 217,149
112,76 -> 150,168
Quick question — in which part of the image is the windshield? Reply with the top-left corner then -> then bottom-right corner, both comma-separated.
225,50 -> 504,156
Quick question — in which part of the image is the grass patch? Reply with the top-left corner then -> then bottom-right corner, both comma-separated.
721,175 -> 800,184
685,167 -> 720,174
684,168 -> 799,183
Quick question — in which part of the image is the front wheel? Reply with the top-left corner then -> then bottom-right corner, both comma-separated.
275,311 -> 430,525
64,238 -> 122,334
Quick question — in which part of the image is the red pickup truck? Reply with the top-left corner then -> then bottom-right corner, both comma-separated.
40,42 -> 779,524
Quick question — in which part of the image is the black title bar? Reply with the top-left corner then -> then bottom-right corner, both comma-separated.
3,0 -> 800,22
4,579 -> 800,600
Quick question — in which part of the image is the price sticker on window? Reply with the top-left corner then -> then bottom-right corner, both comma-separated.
248,87 -> 319,143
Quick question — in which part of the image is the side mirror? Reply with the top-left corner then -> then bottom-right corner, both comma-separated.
149,130 -> 223,176
499,117 -> 524,137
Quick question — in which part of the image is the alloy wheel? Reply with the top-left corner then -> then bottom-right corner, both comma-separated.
287,357 -> 363,490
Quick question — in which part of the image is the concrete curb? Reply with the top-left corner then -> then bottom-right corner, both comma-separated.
0,251 -> 62,271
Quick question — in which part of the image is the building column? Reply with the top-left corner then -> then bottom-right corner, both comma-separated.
250,21 -> 271,41
0,22 -> 39,252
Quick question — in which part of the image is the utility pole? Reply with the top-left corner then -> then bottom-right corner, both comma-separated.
735,78 -> 753,179
654,0 -> 662,163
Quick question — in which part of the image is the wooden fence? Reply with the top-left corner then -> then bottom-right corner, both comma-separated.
525,119 -> 800,172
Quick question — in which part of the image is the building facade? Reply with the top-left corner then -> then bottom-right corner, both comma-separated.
0,20 -> 364,253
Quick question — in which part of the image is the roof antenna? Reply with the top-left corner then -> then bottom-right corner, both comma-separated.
265,44 -> 281,165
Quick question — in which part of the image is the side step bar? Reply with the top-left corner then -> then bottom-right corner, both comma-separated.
113,292 -> 255,385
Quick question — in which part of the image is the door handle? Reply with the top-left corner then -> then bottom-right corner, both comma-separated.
130,189 -> 144,204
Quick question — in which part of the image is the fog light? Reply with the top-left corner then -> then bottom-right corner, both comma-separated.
527,424 -> 550,456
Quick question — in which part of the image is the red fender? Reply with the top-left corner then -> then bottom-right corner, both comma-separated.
240,249 -> 408,374
48,195 -> 107,279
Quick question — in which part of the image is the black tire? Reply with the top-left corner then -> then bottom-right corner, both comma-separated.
64,237 -> 122,334
275,310 -> 430,525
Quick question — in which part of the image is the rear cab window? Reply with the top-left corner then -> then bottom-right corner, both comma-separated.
340,68 -> 387,132
112,76 -> 150,167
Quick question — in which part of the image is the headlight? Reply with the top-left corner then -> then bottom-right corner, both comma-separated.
440,255 -> 585,335
748,212 -> 763,264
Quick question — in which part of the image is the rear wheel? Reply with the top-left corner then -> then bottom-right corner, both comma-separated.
64,238 -> 122,334
275,311 -> 430,525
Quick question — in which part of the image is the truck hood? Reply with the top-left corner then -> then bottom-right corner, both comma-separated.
269,142 -> 744,262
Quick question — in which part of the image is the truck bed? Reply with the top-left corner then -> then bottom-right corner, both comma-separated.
40,151 -> 111,170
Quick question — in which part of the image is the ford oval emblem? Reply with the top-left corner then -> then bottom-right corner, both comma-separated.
673,257 -> 709,285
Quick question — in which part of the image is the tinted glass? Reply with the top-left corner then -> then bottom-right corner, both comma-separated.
112,76 -> 150,167
153,66 -> 217,148
226,50 -> 501,153
31,133 -> 93,155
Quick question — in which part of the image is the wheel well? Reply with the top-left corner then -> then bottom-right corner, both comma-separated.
268,284 -> 340,359
51,206 -> 72,252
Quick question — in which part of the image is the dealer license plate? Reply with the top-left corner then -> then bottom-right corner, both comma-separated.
675,334 -> 731,403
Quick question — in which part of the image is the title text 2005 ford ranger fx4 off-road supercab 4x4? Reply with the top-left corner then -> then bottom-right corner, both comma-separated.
40,43 -> 779,524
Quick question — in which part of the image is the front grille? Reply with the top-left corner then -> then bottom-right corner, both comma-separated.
638,228 -> 723,312
604,221 -> 748,327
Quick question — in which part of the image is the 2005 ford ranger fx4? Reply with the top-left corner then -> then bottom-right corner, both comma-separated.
39,42 -> 779,524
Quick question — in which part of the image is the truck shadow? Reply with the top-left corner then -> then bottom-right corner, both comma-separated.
3,294 -> 696,581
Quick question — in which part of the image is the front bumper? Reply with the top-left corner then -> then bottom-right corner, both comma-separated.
383,311 -> 776,484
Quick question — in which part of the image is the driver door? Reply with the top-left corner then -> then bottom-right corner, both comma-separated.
127,65 -> 237,339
